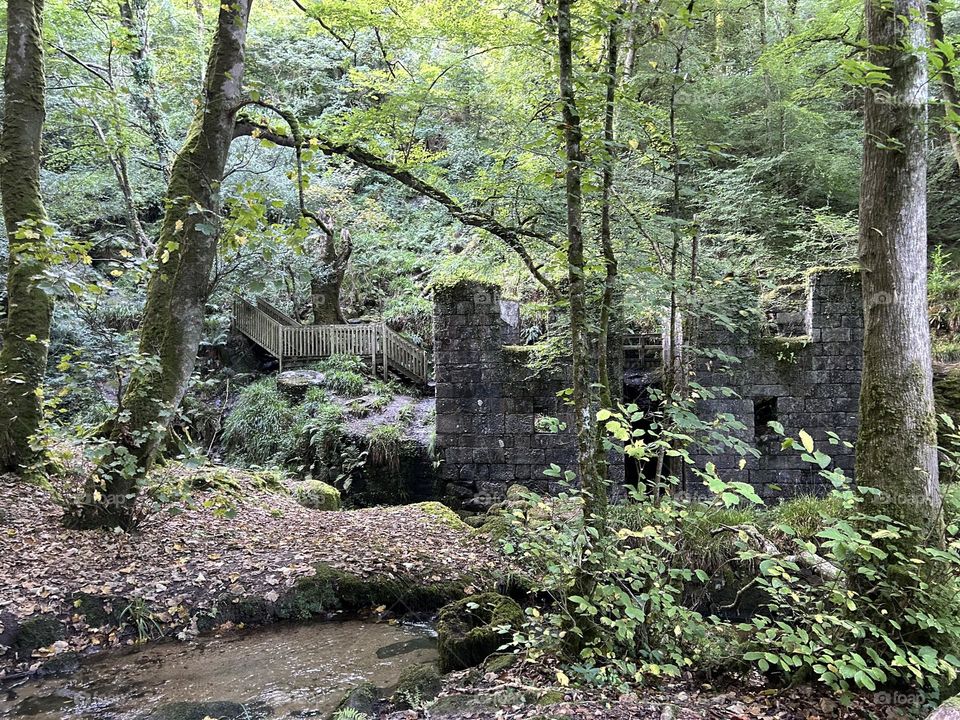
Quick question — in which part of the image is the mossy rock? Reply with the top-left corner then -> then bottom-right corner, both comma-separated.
71,592 -> 120,627
13,614 -> 64,659
217,595 -> 275,626
928,696 -> 960,720
278,564 -> 465,621
483,653 -> 518,673
392,663 -> 442,709
535,689 -> 566,706
295,480 -> 341,511
428,689 -> 530,717
142,701 -> 268,720
436,593 -> 523,673
332,681 -> 379,718
413,501 -> 469,531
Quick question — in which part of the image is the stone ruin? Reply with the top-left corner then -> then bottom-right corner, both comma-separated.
685,268 -> 863,498
431,269 -> 864,508
433,280 -> 582,510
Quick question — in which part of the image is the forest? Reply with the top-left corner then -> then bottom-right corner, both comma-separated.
1,0 -> 960,717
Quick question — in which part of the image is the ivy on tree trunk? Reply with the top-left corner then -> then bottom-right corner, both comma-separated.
0,0 -> 54,474
68,0 -> 254,529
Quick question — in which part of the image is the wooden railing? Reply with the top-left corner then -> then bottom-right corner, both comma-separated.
232,296 -> 430,384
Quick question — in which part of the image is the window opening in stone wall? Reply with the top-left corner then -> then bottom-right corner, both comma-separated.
754,396 -> 778,445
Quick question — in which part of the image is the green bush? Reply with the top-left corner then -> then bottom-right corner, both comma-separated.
222,378 -> 297,466
296,402 -> 346,474
505,404 -> 960,699
315,355 -> 368,396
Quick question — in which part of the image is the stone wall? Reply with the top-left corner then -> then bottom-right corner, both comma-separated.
434,280 -> 582,510
687,269 -> 863,498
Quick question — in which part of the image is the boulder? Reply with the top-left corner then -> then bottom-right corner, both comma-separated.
392,663 -> 442,709
12,614 -> 64,659
332,681 -> 379,718
277,369 -> 326,401
928,696 -> 960,720
436,593 -> 523,673
278,563 -> 464,621
412,501 -> 470,531
294,480 -> 341,511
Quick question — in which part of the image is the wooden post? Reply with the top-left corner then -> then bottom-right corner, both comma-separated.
382,324 -> 388,380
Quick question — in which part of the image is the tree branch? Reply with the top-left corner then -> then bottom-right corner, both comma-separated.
233,117 -> 561,298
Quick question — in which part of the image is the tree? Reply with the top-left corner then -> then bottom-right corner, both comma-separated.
856,0 -> 942,533
0,0 -> 55,473
68,0 -> 254,528
557,0 -> 605,527
308,216 -> 352,324
929,1 -> 960,172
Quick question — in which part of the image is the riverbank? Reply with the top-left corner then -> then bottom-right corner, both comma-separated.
379,661 -> 923,720
0,468 -> 501,676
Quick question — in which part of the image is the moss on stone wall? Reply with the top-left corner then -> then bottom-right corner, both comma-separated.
757,335 -> 811,363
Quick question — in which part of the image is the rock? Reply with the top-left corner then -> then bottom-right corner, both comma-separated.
0,611 -> 20,654
37,651 -> 81,677
277,369 -> 326,401
411,501 -> 470,531
294,480 -> 341,511
72,592 -> 118,627
482,653 -> 517,673
13,614 -> 64,660
660,703 -> 680,720
928,696 -> 960,720
144,701 -> 268,720
392,663 -> 442,709
436,593 -> 524,673
428,689 -> 529,717
278,563 -> 465,621
535,689 -> 566,706
332,681 -> 380,718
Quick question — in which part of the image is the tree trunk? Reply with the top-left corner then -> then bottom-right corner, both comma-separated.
119,0 -> 173,180
310,255 -> 348,325
68,0 -> 253,528
88,115 -> 151,256
0,0 -> 54,473
857,0 -> 941,533
596,7 -> 623,481
557,0 -> 604,526
928,2 -> 960,173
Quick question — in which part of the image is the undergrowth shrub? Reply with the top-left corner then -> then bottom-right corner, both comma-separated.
297,403 -> 346,475
367,423 -> 405,471
501,397 -> 960,701
222,378 -> 297,465
315,355 -> 367,396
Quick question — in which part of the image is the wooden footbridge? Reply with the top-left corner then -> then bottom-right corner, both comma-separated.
232,296 -> 430,384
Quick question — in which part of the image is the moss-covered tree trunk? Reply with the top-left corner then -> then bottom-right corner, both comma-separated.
0,0 -> 54,473
69,0 -> 253,528
309,219 -> 351,325
119,0 -> 173,180
857,0 -> 941,533
557,0 -> 604,525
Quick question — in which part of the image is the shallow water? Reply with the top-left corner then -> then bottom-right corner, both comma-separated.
0,621 -> 436,719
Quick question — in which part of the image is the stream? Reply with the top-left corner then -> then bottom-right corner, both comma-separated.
0,621 -> 437,719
